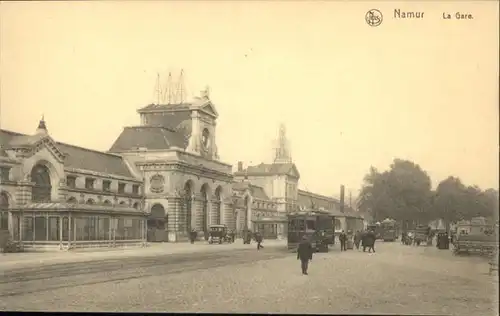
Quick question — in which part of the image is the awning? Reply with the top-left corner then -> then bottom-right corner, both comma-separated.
10,202 -> 147,216
251,216 -> 288,223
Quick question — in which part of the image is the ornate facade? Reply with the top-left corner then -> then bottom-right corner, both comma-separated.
1,81 -> 364,249
0,119 -> 145,251
109,89 -> 234,242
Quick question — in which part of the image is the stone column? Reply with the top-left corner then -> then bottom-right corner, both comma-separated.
206,199 -> 212,229
19,212 -> 24,246
210,199 -> 220,225
186,110 -> 201,154
167,196 -> 182,242
192,196 -> 200,232
68,212 -> 72,249
59,214 -> 63,250
46,213 -> 49,242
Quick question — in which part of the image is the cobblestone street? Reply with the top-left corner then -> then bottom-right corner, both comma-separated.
1,242 -> 497,315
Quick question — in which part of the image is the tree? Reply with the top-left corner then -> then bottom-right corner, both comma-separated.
432,177 -> 499,232
432,176 -> 467,229
357,159 -> 433,225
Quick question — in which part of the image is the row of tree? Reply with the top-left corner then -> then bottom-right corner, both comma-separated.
356,159 -> 499,229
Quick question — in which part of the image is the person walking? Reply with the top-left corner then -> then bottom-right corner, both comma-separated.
189,229 -> 197,244
354,230 -> 362,250
339,230 -> 347,251
255,231 -> 264,250
297,235 -> 313,275
230,230 -> 235,243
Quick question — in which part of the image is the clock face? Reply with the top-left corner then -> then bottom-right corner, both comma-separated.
201,128 -> 210,149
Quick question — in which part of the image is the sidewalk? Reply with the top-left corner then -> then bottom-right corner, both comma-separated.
0,239 -> 286,271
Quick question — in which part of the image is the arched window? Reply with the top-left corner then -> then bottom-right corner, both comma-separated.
201,184 -> 209,235
133,202 -> 140,210
103,200 -> 111,205
31,164 -> 52,202
86,199 -> 95,205
183,180 -> 193,233
67,197 -> 77,204
119,201 -> 126,206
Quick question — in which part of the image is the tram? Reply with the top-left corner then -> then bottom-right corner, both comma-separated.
287,210 -> 335,252
380,218 -> 398,242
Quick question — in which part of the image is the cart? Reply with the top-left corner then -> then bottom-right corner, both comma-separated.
346,239 -> 354,250
208,224 -> 230,244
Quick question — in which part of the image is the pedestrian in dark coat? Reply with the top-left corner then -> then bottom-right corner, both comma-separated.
255,232 -> 264,250
363,230 -> 376,253
190,229 -> 197,244
354,231 -> 362,250
339,230 -> 347,251
297,235 -> 313,275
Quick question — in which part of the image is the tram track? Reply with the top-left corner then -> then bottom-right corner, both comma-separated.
0,248 -> 289,297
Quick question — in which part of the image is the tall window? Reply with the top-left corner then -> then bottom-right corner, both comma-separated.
201,185 -> 209,233
0,167 -> 10,182
0,192 -> 9,230
118,183 -> 126,194
132,185 -> 140,195
102,180 -> 111,192
85,178 -> 95,190
184,181 -> 193,233
31,164 -> 52,202
66,176 -> 76,188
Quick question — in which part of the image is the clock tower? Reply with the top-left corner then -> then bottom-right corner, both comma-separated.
185,87 -> 219,160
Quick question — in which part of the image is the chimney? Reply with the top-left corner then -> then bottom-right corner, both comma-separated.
237,161 -> 243,172
339,185 -> 345,213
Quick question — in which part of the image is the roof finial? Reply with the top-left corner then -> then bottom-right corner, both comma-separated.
36,114 -> 47,134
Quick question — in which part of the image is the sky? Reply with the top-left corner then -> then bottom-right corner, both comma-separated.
1,1 -> 498,198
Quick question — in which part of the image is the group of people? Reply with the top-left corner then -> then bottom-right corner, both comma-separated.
296,229 -> 377,276
189,229 -> 237,244
242,230 -> 265,250
338,229 -> 377,253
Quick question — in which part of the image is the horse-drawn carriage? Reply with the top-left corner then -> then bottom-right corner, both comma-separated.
208,224 -> 232,244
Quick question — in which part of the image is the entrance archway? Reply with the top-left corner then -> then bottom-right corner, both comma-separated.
147,203 -> 167,242
200,184 -> 209,240
184,181 -> 194,233
31,164 -> 52,202
214,186 -> 222,225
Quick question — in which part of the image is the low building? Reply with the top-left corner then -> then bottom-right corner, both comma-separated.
0,119 -> 145,251
297,189 -> 364,233
231,181 -> 283,239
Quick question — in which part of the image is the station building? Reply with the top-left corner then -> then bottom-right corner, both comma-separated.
1,83 -> 362,250
0,119 -> 145,251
